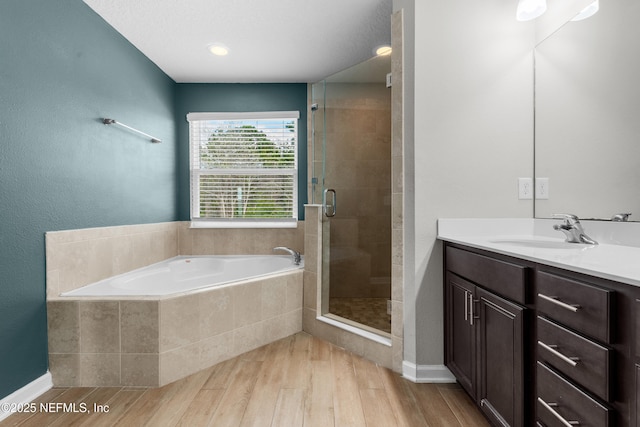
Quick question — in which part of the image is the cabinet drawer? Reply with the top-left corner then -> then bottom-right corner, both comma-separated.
537,271 -> 612,343
537,316 -> 611,402
537,362 -> 612,427
446,246 -> 528,304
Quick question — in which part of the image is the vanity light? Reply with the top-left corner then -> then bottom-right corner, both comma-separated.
516,0 -> 547,21
375,45 -> 392,56
571,0 -> 599,21
208,43 -> 229,56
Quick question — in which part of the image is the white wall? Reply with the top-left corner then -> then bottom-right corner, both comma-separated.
394,0 -> 535,374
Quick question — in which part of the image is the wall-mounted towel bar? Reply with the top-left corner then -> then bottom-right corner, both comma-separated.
102,118 -> 161,143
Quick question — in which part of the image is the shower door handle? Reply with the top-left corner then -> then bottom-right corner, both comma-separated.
324,188 -> 337,217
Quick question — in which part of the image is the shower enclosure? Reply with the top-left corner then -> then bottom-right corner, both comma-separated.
311,55 -> 392,335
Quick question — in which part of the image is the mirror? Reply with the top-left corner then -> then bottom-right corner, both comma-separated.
534,0 -> 640,221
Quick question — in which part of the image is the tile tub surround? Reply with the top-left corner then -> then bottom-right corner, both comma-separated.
46,222 -> 179,299
46,221 -> 304,298
47,270 -> 303,387
46,220 -> 304,388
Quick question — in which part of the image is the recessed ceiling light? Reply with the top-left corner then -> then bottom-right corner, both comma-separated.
208,44 -> 229,56
375,45 -> 392,56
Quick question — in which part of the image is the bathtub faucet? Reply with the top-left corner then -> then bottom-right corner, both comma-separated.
273,247 -> 301,265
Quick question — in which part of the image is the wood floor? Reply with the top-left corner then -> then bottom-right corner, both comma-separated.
1,333 -> 489,427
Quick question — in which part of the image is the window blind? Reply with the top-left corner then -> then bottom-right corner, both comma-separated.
187,111 -> 299,226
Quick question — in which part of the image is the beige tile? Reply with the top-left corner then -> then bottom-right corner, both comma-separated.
392,336 -> 404,374
199,331 -> 234,371
112,234 -> 137,275
199,287 -> 234,339
80,301 -> 120,353
261,310 -> 301,345
46,269 -> 60,299
233,281 -> 262,328
392,193 -> 403,230
233,322 -> 265,356
131,232 -> 154,269
303,233 -> 319,274
49,353 -> 80,387
262,277 -> 287,321
336,329 -> 366,357
285,271 -> 303,313
121,301 -> 159,353
86,237 -> 115,285
303,271 -> 318,310
80,353 -> 120,387
362,340 -> 392,370
159,343 -> 201,386
392,230 -> 403,266
304,206 -> 321,237
275,309 -> 303,339
121,354 -> 160,387
177,221 -> 193,255
391,264 -> 403,302
190,229 -> 217,255
57,241 -> 91,293
392,300 -> 403,339
160,294 -> 200,352
224,229 -> 258,253
47,300 -> 80,354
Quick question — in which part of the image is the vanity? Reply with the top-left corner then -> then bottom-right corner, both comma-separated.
439,218 -> 640,427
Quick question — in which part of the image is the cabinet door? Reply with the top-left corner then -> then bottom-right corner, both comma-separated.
477,287 -> 525,427
445,273 -> 476,399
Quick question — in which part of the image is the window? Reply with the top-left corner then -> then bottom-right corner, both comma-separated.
187,111 -> 299,228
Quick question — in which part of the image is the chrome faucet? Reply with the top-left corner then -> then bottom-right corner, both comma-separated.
273,247 -> 302,265
552,214 -> 598,245
611,213 -> 632,222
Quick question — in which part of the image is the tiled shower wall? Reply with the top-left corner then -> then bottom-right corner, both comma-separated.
323,82 -> 392,298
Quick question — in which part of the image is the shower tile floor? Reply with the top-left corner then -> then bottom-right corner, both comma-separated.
329,297 -> 391,333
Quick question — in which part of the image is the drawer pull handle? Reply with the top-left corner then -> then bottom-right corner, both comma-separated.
538,293 -> 581,313
538,397 -> 580,426
537,341 -> 580,367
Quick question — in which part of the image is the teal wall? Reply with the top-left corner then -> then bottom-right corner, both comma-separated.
174,84 -> 308,220
0,2 -> 309,401
0,1 -> 178,398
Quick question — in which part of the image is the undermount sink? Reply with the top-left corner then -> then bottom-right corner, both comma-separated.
488,238 -> 595,250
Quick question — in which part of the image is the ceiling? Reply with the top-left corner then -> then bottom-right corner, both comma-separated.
83,0 -> 392,84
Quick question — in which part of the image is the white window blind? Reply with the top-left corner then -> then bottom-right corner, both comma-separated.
187,111 -> 299,227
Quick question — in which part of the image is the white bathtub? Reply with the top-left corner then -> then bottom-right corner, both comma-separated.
60,255 -> 304,297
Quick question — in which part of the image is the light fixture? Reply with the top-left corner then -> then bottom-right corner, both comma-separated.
516,0 -> 547,21
374,45 -> 392,56
571,0 -> 599,21
208,43 -> 229,56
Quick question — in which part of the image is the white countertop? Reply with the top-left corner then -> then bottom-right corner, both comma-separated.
438,218 -> 640,287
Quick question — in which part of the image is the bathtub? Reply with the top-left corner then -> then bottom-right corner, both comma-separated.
60,255 -> 304,297
48,254 -> 304,388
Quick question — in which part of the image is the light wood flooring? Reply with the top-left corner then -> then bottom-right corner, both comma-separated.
1,333 -> 489,427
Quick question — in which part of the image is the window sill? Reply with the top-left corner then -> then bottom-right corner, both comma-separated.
189,220 -> 298,229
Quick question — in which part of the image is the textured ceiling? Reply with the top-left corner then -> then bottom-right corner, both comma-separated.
83,0 -> 392,83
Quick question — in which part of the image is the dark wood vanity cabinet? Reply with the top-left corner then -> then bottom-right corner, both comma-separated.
444,242 -> 640,427
445,246 -> 529,426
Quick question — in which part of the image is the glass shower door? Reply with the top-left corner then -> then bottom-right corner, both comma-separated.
311,55 -> 392,335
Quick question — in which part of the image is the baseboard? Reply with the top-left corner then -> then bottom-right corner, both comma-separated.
402,361 -> 456,383
0,372 -> 53,422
